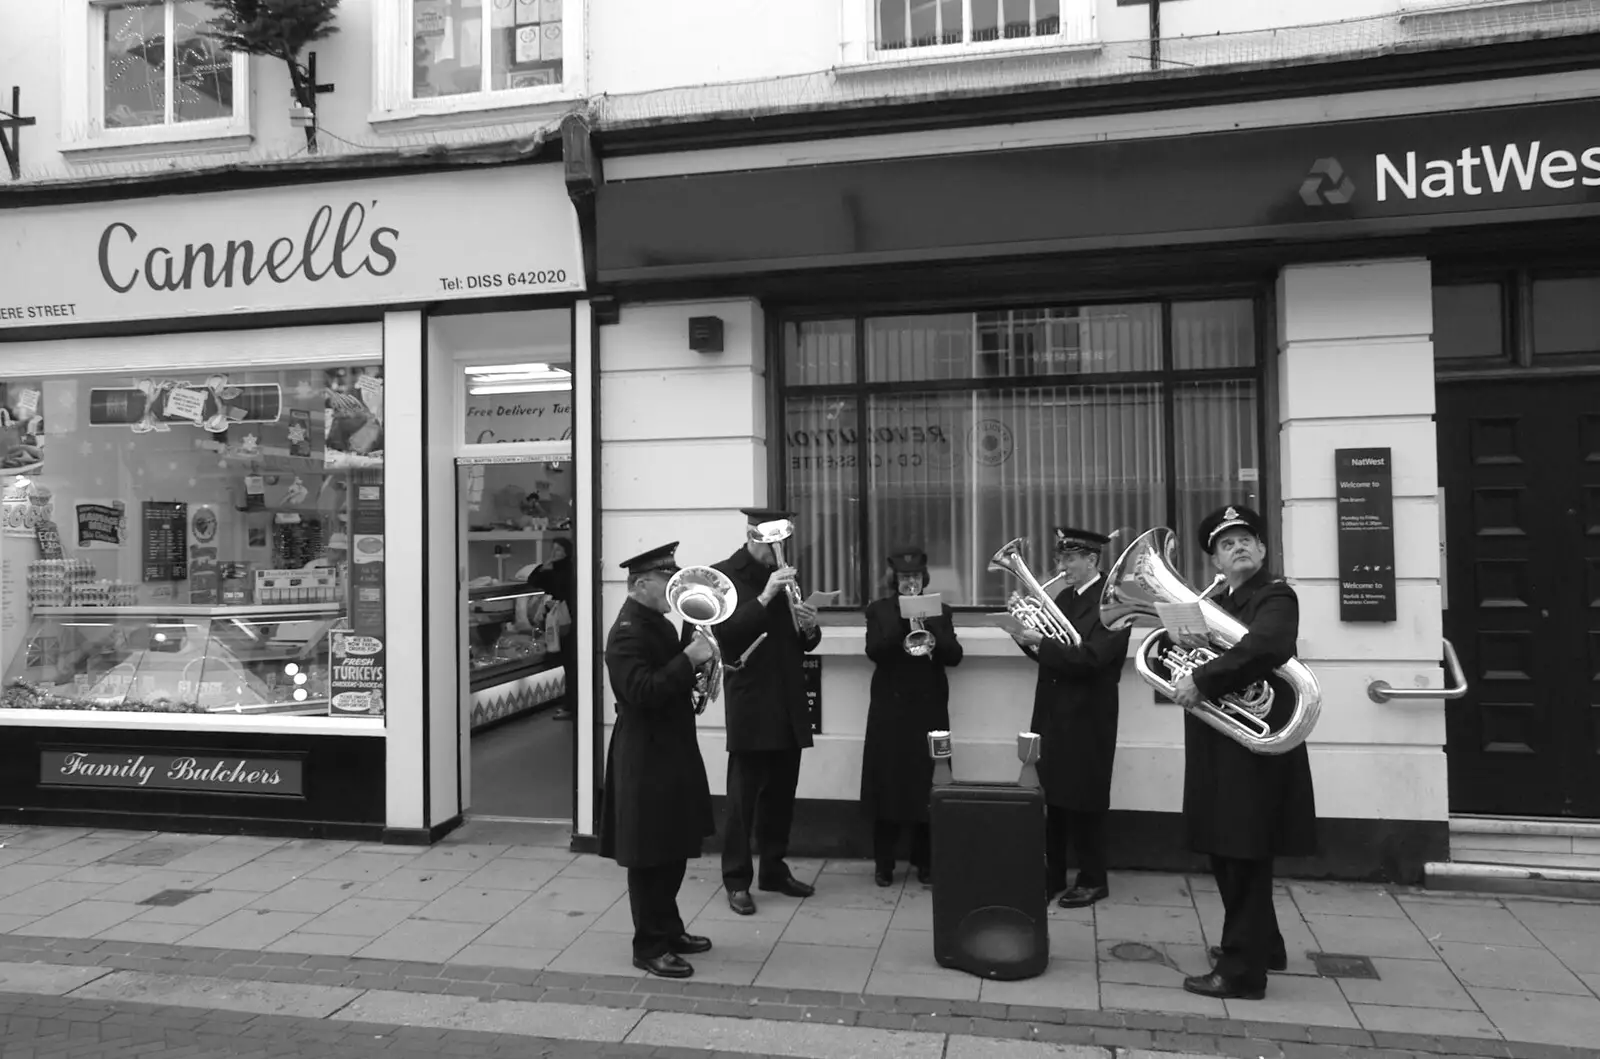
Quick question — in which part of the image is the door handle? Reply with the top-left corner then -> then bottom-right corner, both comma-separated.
1367,638 -> 1469,703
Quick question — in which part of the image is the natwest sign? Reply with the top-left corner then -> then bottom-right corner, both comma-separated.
0,165 -> 584,329
1377,141 -> 1600,201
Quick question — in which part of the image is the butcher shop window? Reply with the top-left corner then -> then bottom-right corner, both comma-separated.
777,298 -> 1265,609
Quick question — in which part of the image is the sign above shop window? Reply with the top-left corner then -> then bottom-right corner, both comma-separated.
0,166 -> 584,330
38,747 -> 305,797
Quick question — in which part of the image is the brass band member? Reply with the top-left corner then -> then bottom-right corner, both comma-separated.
1175,505 -> 1317,1001
1007,527 -> 1129,909
860,547 -> 963,887
703,508 -> 822,916
600,542 -> 716,979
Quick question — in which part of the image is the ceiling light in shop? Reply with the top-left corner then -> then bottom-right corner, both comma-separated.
468,381 -> 571,395
465,363 -> 571,395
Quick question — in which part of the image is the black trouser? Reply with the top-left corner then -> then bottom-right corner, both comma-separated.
627,859 -> 688,960
721,748 -> 802,892
1044,806 -> 1108,892
559,639 -> 577,710
872,820 -> 930,876
1210,854 -> 1284,987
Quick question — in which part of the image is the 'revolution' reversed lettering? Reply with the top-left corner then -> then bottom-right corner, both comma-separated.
1376,141 -> 1600,201
97,201 -> 400,294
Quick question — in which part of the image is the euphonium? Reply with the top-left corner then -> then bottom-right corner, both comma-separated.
1099,527 -> 1322,755
665,565 -> 740,714
987,537 -> 1082,647
750,518 -> 812,634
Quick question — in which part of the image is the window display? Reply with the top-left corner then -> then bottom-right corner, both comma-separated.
0,362 -> 385,722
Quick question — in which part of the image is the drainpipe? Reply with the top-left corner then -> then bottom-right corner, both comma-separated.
1149,0 -> 1162,70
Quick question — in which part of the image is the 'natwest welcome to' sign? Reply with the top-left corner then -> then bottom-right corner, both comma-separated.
0,166 -> 584,330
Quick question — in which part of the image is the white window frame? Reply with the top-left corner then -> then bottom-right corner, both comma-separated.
60,0 -> 252,153
371,0 -> 587,125
840,0 -> 1097,68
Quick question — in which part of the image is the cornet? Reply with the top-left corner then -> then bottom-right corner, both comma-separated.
665,565 -> 740,714
1099,527 -> 1322,755
749,518 -> 814,634
898,592 -> 942,657
988,537 -> 1082,646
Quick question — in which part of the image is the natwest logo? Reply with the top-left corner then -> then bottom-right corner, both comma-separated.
1376,141 -> 1600,201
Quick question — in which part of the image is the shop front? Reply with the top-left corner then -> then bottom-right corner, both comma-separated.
591,84 -> 1600,881
0,160 -> 591,843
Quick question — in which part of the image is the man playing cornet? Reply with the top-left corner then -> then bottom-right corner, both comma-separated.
703,508 -> 823,916
600,542 -> 716,979
1007,527 -> 1129,909
1172,505 -> 1317,1001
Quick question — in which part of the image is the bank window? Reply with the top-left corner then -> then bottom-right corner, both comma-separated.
869,0 -> 1096,56
62,0 -> 251,150
1433,282 -> 1506,362
0,364 -> 386,722
373,0 -> 583,119
1531,274 -> 1600,357
780,298 -> 1264,607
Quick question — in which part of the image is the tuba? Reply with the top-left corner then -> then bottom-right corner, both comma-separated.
665,565 -> 740,714
988,537 -> 1081,647
1099,527 -> 1321,755
749,518 -> 813,634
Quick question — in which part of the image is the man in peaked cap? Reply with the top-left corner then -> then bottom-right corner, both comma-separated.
1008,526 -> 1129,909
599,542 -> 717,979
1173,505 -> 1317,1001
696,507 -> 823,915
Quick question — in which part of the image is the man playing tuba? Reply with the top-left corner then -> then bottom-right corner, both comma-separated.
1007,526 -> 1130,909
1173,505 -> 1318,1001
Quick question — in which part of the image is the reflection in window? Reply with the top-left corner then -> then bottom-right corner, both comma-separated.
1532,276 -> 1600,356
103,1 -> 233,129
414,0 -> 564,100
877,0 -> 1062,49
1433,283 -> 1505,361
782,299 -> 1262,605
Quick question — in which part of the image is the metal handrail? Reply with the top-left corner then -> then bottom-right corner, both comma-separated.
1367,637 -> 1468,703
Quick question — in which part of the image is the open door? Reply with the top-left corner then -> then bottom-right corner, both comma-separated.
457,454 -> 576,822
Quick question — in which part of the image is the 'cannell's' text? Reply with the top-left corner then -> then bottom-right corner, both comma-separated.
98,202 -> 401,294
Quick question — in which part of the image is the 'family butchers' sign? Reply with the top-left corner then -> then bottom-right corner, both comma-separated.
39,749 -> 304,796
0,167 -> 583,330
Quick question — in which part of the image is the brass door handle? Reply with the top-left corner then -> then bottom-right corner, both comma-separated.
1367,638 -> 1468,703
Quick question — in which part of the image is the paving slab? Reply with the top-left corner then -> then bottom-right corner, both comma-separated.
1436,940 -> 1592,995
947,1041 -> 1111,1059
0,960 -> 111,995
68,969 -> 360,1018
1350,1002 -> 1503,1039
753,941 -> 877,992
9,900 -> 143,939
627,1010 -> 945,1059
1469,985 -> 1600,1048
340,989 -> 644,1040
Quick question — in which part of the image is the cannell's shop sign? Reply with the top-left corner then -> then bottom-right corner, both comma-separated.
0,166 -> 584,330
39,749 -> 304,796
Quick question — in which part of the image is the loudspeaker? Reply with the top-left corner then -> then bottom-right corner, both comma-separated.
929,782 -> 1049,980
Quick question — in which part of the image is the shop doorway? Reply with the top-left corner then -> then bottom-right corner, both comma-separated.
457,455 -> 576,821
1437,376 -> 1600,818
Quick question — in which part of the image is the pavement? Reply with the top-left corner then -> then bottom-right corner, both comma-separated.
0,822 -> 1593,1058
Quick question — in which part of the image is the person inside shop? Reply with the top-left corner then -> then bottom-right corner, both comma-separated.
1171,504 -> 1317,1002
527,537 -> 576,719
699,507 -> 822,916
1006,526 -> 1129,909
599,541 -> 717,980
860,546 -> 962,887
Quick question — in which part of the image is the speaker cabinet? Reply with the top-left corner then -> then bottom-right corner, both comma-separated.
929,782 -> 1049,980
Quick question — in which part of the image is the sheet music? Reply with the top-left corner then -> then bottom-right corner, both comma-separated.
1155,601 -> 1209,640
897,593 -> 942,620
804,589 -> 840,607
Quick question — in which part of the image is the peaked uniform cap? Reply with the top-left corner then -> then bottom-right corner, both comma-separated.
886,547 -> 929,573
619,541 -> 680,574
740,507 -> 797,525
1053,526 -> 1111,553
1198,504 -> 1266,554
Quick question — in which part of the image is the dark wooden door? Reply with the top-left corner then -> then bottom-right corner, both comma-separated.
1438,378 -> 1600,818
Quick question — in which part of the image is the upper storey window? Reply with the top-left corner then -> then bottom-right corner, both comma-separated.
847,0 -> 1096,65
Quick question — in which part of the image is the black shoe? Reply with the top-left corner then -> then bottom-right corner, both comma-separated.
873,869 -> 893,887
1057,885 -> 1109,909
758,876 -> 815,898
1183,971 -> 1264,1000
633,952 -> 694,979
916,866 -> 932,885
669,933 -> 712,955
727,889 -> 756,915
1208,945 -> 1288,972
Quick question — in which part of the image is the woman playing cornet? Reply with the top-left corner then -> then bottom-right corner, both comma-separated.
860,547 -> 962,886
